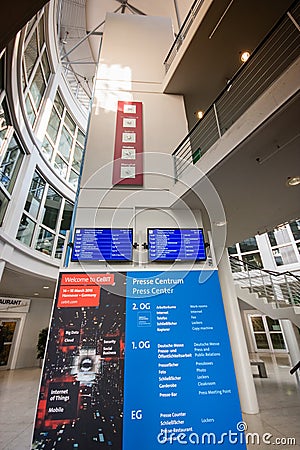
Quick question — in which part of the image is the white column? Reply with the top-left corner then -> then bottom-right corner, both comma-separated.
218,250 -> 259,414
0,260 -> 5,281
280,319 -> 300,376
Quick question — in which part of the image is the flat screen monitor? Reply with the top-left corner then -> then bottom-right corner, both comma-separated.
147,228 -> 206,262
71,228 -> 133,262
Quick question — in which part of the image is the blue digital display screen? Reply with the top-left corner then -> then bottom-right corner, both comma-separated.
71,228 -> 133,262
147,228 -> 206,262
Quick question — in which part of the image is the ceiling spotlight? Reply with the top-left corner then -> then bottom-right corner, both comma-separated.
43,286 -> 50,289
195,110 -> 204,120
286,176 -> 300,186
34,292 -> 39,296
240,51 -> 250,63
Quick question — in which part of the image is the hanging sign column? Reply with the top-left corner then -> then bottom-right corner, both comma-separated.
112,101 -> 143,186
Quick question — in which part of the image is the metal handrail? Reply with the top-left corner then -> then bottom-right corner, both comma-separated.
163,0 -> 205,73
290,360 -> 300,374
172,0 -> 300,179
229,255 -> 300,309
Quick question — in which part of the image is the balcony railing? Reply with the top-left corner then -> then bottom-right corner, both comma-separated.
172,1 -> 300,179
230,255 -> 300,309
163,0 -> 205,73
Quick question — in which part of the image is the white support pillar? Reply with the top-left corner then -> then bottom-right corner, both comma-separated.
280,319 -> 300,379
218,250 -> 259,414
0,260 -> 5,281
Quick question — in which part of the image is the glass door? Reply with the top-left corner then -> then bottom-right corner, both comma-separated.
0,320 -> 18,369
248,314 -> 287,352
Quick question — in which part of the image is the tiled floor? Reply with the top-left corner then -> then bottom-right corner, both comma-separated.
0,355 -> 299,450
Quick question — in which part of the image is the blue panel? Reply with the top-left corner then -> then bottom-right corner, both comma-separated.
71,228 -> 133,261
148,229 -> 206,261
123,270 -> 246,449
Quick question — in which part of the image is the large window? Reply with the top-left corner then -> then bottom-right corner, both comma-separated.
228,236 -> 263,271
22,11 -> 51,128
248,314 -> 286,352
268,223 -> 298,266
16,171 -> 73,259
0,97 -> 24,225
41,91 -> 85,190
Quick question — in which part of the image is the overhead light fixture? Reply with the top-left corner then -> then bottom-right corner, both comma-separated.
240,51 -> 250,63
195,110 -> 204,120
43,286 -> 50,289
286,176 -> 300,186
34,292 -> 39,296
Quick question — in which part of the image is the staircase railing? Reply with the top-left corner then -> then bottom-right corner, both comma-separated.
172,0 -> 300,179
229,255 -> 300,309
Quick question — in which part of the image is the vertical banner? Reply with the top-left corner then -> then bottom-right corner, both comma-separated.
112,101 -> 143,186
32,271 -> 246,449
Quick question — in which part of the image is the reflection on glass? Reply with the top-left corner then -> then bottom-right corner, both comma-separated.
46,108 -> 60,144
55,236 -> 65,259
268,226 -> 290,247
77,129 -> 85,146
60,200 -> 73,235
290,220 -> 300,241
254,333 -> 269,349
0,189 -> 9,225
25,95 -> 36,125
30,64 -> 46,109
0,135 -> 24,194
68,170 -> 78,189
251,316 -> 265,332
270,333 -> 286,350
228,245 -> 237,255
54,154 -> 67,178
58,126 -> 72,161
42,187 -> 62,230
266,317 -> 281,332
239,237 -> 258,252
65,112 -> 76,133
35,227 -> 54,255
0,101 -> 9,148
24,31 -> 38,79
16,214 -> 35,246
272,245 -> 297,266
72,143 -> 83,171
41,136 -> 53,161
54,92 -> 64,116
242,252 -> 263,269
25,171 -> 45,219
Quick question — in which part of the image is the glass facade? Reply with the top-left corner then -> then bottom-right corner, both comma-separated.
41,91 -> 85,190
16,171 -> 74,259
228,236 -> 263,271
229,219 -> 300,270
22,12 -> 51,128
249,315 -> 286,352
0,96 -> 25,226
267,223 -> 299,267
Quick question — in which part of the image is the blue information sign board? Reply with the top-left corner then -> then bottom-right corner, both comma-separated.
71,228 -> 133,261
148,229 -> 206,261
123,270 -> 245,448
32,270 -> 246,449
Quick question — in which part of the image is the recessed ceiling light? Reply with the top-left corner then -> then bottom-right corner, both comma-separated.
34,292 -> 39,296
240,51 -> 250,63
43,286 -> 50,289
195,110 -> 204,120
286,176 -> 300,186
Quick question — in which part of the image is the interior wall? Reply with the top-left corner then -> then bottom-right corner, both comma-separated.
79,13 -> 188,202
15,297 -> 53,368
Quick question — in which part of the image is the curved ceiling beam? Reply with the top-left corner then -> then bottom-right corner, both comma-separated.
1,0 -> 50,51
